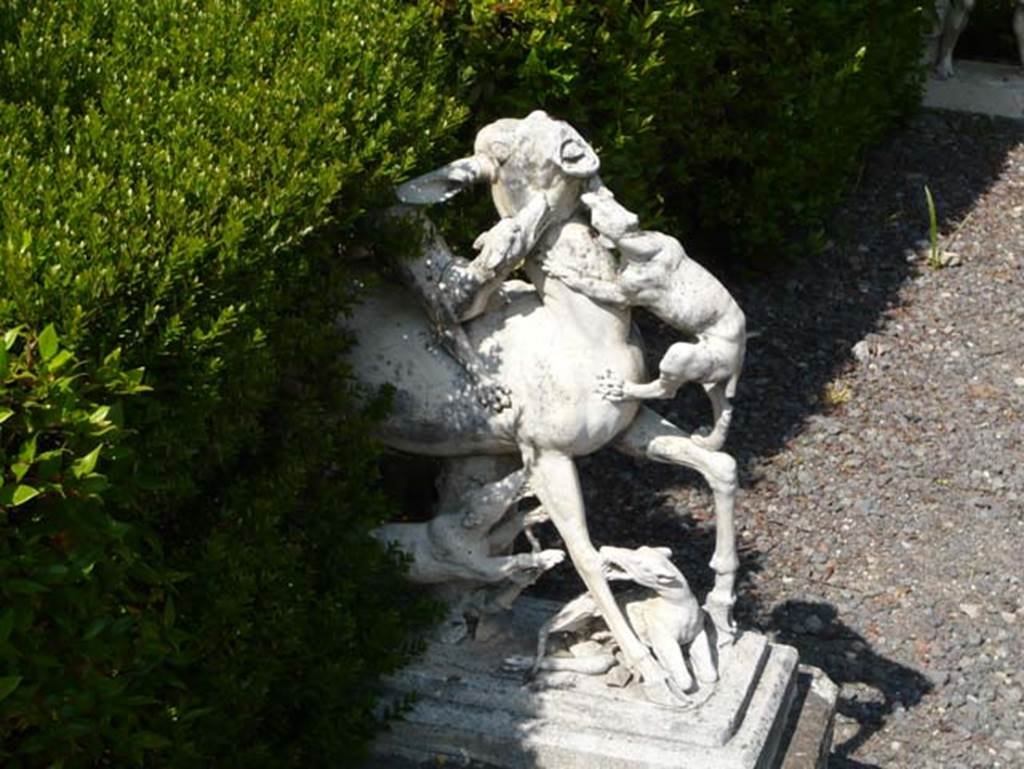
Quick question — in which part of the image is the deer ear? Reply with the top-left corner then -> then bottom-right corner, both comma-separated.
395,155 -> 493,205
654,546 -> 673,558
554,135 -> 600,178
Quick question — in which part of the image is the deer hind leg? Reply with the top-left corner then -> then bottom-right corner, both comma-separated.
527,449 -> 681,702
936,0 -> 976,78
1015,1 -> 1024,68
615,407 -> 739,645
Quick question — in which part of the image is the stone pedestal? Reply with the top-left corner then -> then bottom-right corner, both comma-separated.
371,598 -> 837,769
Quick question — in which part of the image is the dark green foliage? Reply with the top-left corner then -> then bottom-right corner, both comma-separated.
444,0 -> 929,261
1,1 -> 455,765
167,318 -> 441,767
0,326 -> 178,765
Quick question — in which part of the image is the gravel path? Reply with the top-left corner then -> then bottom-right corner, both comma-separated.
533,110 -> 1024,768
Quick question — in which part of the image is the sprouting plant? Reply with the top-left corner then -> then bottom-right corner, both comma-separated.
823,377 -> 853,407
924,185 -> 942,269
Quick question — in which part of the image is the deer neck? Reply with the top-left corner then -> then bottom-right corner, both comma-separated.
526,219 -> 632,344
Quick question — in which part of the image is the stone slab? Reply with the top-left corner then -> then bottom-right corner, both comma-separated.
922,60 -> 1024,120
777,666 -> 840,769
370,598 -> 814,769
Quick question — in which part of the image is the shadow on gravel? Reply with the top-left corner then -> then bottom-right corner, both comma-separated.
720,111 -> 1023,474
764,600 -> 933,769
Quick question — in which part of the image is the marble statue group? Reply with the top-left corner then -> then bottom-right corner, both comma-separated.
349,111 -> 747,706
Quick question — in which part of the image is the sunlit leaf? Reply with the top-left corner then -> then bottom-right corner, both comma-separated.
0,484 -> 40,507
72,446 -> 102,479
3,328 -> 21,351
38,325 -> 59,362
46,349 -> 73,372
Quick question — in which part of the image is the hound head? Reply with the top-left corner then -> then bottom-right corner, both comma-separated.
615,230 -> 683,263
599,545 -> 691,593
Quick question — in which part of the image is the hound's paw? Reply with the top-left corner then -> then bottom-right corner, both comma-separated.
595,370 -> 627,402
536,549 -> 566,571
474,218 -> 524,270
641,672 -> 693,707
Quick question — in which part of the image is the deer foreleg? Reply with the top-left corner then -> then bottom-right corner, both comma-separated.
527,450 -> 678,701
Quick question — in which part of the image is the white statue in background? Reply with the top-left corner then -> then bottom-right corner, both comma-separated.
345,110 -> 745,705
930,0 -> 1024,78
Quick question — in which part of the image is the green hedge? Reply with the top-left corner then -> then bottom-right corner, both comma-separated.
447,0 -> 929,259
0,326 -> 171,764
1,1 -> 454,765
1,0 -> 927,766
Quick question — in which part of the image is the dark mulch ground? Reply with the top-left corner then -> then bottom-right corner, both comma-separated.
529,110 -> 1024,769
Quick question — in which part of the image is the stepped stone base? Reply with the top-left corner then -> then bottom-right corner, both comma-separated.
370,598 -> 837,769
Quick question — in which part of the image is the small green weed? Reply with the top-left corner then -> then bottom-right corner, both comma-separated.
924,185 -> 943,269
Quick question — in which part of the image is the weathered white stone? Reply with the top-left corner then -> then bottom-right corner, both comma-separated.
371,597 -> 834,769
545,221 -> 746,452
349,110 -> 839,766
372,459 -> 564,602
502,546 -> 717,701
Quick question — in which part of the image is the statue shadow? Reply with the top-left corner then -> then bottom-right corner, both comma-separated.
758,600 -> 933,769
